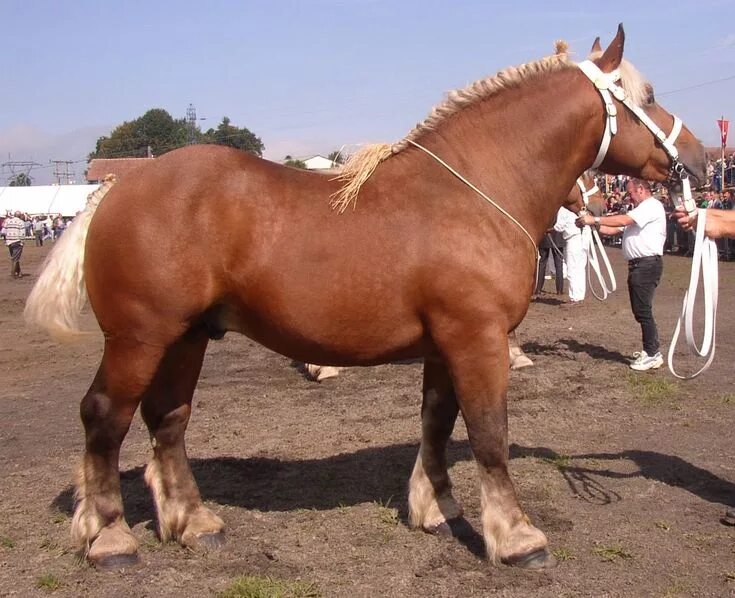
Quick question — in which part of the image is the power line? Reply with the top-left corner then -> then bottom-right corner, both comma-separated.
658,74 -> 735,97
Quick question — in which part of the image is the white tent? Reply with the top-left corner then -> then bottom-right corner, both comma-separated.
0,184 -> 99,217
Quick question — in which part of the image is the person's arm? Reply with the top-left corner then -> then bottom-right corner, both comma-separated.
674,207 -> 735,239
576,212 -> 633,234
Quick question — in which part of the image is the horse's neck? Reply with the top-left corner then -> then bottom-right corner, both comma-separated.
412,68 -> 603,242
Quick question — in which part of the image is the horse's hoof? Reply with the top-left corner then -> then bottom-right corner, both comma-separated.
510,355 -> 534,370
502,548 -> 557,570
425,522 -> 453,537
196,531 -> 226,549
92,552 -> 140,571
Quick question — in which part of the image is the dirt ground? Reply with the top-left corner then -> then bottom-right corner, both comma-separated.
2,243 -> 735,597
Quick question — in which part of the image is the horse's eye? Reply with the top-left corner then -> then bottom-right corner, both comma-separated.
645,85 -> 655,105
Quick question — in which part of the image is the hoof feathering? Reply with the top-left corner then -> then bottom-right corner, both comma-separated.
502,548 -> 557,570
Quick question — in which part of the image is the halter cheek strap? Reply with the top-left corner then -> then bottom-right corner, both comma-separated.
577,60 -> 683,168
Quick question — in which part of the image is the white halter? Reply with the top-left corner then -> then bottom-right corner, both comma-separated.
577,60 -> 684,172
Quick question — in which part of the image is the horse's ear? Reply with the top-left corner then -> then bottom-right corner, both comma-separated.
597,23 -> 625,72
590,36 -> 602,53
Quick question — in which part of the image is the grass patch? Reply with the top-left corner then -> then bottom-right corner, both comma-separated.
50,511 -> 68,524
374,497 -> 399,526
540,454 -> 571,470
552,547 -> 576,561
626,373 -> 678,404
36,574 -> 62,592
663,580 -> 691,596
218,575 -> 320,598
1,536 -> 15,549
721,393 -> 735,405
39,539 -> 66,556
655,520 -> 671,532
593,543 -> 634,562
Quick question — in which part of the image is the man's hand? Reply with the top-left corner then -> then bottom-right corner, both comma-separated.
575,214 -> 593,229
674,206 -> 697,232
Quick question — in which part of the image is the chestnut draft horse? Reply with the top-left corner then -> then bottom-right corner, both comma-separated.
26,26 -> 706,570
304,171 -> 605,379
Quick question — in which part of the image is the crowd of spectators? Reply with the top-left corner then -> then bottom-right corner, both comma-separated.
594,158 -> 735,260
0,212 -> 69,246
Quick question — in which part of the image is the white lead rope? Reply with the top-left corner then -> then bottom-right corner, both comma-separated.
586,227 -> 617,300
576,178 -> 617,300
667,208 -> 719,379
405,139 -> 540,283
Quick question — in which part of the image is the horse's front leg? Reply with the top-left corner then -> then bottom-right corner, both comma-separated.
408,356 -> 463,534
440,322 -> 554,568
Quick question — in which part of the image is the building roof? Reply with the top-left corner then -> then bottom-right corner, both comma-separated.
86,157 -> 154,183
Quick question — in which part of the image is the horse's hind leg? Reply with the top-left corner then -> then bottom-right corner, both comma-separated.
408,356 -> 463,534
141,330 -> 225,549
73,339 -> 166,568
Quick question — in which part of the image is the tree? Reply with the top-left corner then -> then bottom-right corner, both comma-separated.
327,150 -> 346,165
89,109 -> 189,160
283,155 -> 307,169
89,110 -> 264,160
201,117 -> 264,157
9,173 -> 32,186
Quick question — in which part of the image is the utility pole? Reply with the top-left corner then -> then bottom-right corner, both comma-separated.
2,160 -> 41,185
50,160 -> 75,185
186,104 -> 206,144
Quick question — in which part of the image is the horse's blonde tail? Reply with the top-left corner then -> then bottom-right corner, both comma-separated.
24,175 -> 117,341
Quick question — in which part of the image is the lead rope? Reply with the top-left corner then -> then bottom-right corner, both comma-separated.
667,206 -> 719,379
405,139 -> 540,284
576,179 -> 617,300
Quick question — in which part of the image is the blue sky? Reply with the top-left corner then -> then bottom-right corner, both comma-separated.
1,0 -> 733,185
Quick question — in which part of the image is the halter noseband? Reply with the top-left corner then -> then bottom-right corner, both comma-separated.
577,59 -> 692,209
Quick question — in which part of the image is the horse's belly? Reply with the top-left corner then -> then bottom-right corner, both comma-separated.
215,303 -> 428,366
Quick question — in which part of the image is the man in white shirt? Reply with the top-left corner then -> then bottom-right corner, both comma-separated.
577,179 -> 666,371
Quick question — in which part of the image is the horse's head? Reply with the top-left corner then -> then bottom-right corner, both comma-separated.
583,25 -> 707,188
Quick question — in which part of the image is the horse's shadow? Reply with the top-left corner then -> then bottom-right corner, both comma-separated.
522,338 -> 629,364
511,444 -> 735,507
52,441 -> 735,558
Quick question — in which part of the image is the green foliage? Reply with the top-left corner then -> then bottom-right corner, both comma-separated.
202,116 -> 264,156
36,574 -> 62,592
0,536 -> 15,549
9,172 -> 32,186
593,543 -> 634,562
89,110 -> 264,159
283,156 -> 307,169
89,108 -> 188,159
552,547 -> 576,561
218,575 -> 320,598
626,373 -> 678,404
327,150 -> 345,165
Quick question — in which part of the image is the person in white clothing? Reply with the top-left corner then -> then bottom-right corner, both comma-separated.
577,179 -> 666,371
554,206 -> 590,305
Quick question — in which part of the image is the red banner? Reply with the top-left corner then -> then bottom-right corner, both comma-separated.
717,118 -> 729,147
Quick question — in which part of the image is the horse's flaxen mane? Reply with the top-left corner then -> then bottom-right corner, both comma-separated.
331,51 -> 575,212
331,45 -> 652,213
